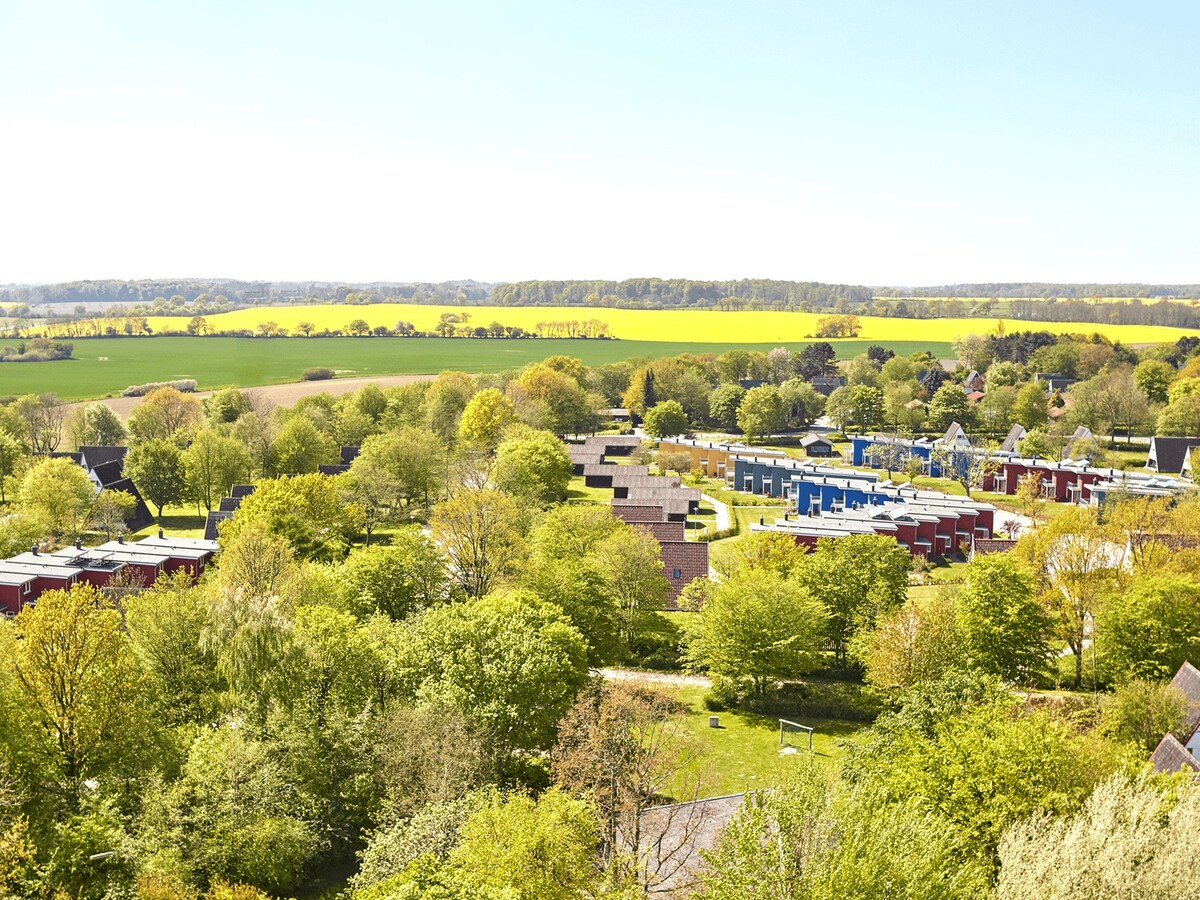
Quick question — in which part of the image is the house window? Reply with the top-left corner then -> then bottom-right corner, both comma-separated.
673,568 -> 682,580
22,583 -> 30,595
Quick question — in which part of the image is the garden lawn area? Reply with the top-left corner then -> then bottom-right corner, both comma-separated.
111,304 -> 1200,346
1,336 -> 950,401
670,685 -> 869,798
566,476 -> 613,505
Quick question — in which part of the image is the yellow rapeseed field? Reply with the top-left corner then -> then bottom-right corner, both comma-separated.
122,304 -> 1198,345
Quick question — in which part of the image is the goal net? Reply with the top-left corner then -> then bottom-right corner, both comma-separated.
779,719 -> 814,754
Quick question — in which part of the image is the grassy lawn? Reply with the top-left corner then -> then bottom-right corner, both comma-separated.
3,335 -> 954,401
566,476 -> 612,505
671,685 -> 869,797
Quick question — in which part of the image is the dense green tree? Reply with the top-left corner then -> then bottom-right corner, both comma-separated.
591,526 -> 669,652
737,385 -> 785,439
707,383 -> 745,431
411,591 -> 589,755
850,593 -> 964,695
67,402 -> 127,447
1012,380 -> 1049,429
355,427 -> 448,510
204,387 -> 253,424
270,415 -> 337,475
457,388 -> 517,452
16,456 -> 94,537
183,429 -> 251,511
683,571 -> 826,695
493,429 -> 572,506
1133,358 -> 1175,404
221,473 -> 358,561
340,532 -> 452,620
957,555 -> 1051,683
926,383 -> 972,431
642,400 -> 689,438
1098,575 -> 1200,681
797,534 -> 909,665
127,387 -> 203,444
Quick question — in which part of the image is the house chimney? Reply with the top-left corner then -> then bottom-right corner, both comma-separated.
31,544 -> 37,556
760,516 -> 765,526
158,527 -> 164,539
117,533 -> 124,544
75,538 -> 82,550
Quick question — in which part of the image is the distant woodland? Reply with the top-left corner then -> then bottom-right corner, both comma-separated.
4,278 -> 1200,329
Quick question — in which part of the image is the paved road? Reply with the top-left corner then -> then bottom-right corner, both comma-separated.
700,493 -> 732,531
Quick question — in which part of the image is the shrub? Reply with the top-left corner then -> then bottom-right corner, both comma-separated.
301,367 -> 335,381
122,379 -> 197,397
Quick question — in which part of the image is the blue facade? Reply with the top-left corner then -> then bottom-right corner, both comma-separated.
791,478 -> 889,514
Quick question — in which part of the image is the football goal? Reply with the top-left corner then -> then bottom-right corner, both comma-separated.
779,719 -> 814,753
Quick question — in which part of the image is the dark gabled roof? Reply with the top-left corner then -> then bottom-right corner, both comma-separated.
1170,660 -> 1200,743
1000,423 -> 1027,453
104,479 -> 156,533
318,464 -> 351,476
1148,436 -> 1200,475
1150,733 -> 1200,775
204,511 -> 234,541
79,445 -> 128,470
90,459 -> 125,489
230,484 -> 256,498
50,451 -> 83,464
218,496 -> 242,512
340,446 -> 360,465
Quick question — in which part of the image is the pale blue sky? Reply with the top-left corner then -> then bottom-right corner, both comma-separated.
2,1 -> 1197,284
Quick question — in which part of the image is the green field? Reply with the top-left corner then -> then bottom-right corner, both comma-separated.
0,336 -> 953,401
48,302 -> 1200,345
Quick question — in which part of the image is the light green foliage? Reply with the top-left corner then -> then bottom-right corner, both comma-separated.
73,401 -> 127,447
410,591 -> 589,755
1098,575 -> 1200,681
86,489 -> 138,540
150,724 -> 318,895
850,592 -> 964,695
1099,680 -> 1189,752
203,387 -> 253,424
279,605 -> 375,721
493,428 -> 572,506
996,775 -> 1200,900
698,760 -> 989,900
778,378 -> 825,429
1133,358 -> 1175,404
736,385 -> 784,438
796,533 -> 909,665
124,574 -> 222,726
1012,380 -> 1049,428
353,793 -> 487,892
355,426 -> 449,510
16,455 -> 95,537
0,585 -> 149,792
424,371 -> 476,443
270,415 -> 337,474
726,531 -> 809,579
183,429 -> 251,510
458,387 -> 517,451
926,382 -> 972,431
683,571 -> 827,695
449,789 -> 598,900
986,359 -> 1023,389
127,386 -> 203,443
1155,390 -> 1200,436
340,531 -> 452,620
222,473 -> 357,561
125,438 -> 186,517
431,488 -> 525,599
590,526 -> 669,652
0,428 -> 22,502
957,554 -> 1051,683
642,399 -> 689,438
953,332 -> 994,372
511,363 -> 595,435
860,696 -> 1116,862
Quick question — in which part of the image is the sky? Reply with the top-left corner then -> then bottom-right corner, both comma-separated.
1,1 -> 1197,286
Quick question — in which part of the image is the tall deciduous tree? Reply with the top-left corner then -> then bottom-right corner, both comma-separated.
684,571 -> 827,695
737,385 -> 785,439
642,400 -> 689,439
17,456 -> 95,538
183,429 -> 251,511
124,438 -> 185,517
957,555 -> 1051,684
457,388 -> 517,452
126,387 -> 203,444
431,488 -> 524,599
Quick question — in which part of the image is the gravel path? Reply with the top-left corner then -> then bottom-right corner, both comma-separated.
701,493 -> 732,531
